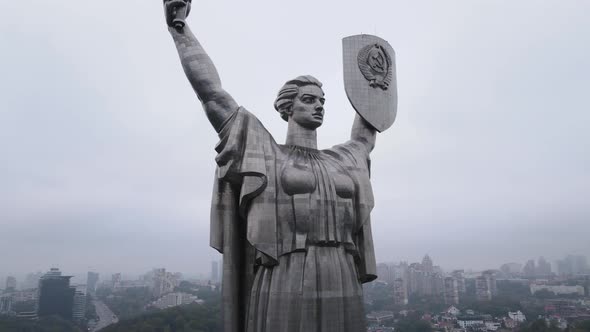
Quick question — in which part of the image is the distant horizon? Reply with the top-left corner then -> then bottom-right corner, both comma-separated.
2,251 -> 587,287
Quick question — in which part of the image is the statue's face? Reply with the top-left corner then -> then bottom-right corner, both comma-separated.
289,85 -> 325,130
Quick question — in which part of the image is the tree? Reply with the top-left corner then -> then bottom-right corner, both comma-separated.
519,319 -> 561,332
102,303 -> 221,332
573,320 -> 590,331
394,316 -> 433,332
0,315 -> 84,332
97,286 -> 154,319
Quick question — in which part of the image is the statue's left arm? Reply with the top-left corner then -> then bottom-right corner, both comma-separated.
351,114 -> 377,153
344,114 -> 377,283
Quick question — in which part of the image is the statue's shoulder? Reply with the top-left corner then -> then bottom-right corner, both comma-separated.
325,140 -> 368,156
322,140 -> 370,169
231,106 -> 280,148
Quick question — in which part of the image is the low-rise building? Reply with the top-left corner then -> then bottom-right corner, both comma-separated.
367,327 -> 395,332
508,310 -> 526,323
457,315 -> 484,328
547,317 -> 568,330
485,321 -> 501,331
12,290 -> 37,303
457,314 -> 493,329
544,299 -> 582,318
366,311 -> 394,325
149,292 -> 202,310
446,305 -> 461,316
16,311 -> 38,320
503,318 -> 518,329
530,284 -> 585,296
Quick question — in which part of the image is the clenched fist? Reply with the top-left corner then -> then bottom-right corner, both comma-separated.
163,0 -> 192,29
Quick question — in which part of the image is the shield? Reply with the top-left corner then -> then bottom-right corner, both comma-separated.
343,35 -> 397,132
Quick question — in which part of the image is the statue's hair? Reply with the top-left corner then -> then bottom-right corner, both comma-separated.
274,75 -> 323,122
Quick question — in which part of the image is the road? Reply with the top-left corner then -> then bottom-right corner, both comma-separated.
91,300 -> 119,332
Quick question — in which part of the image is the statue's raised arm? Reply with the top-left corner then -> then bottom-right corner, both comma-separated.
164,0 -> 238,132
350,114 -> 377,153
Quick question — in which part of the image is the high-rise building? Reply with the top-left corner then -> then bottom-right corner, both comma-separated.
376,263 -> 392,284
0,295 -> 12,314
557,255 -> 589,276
475,276 -> 491,301
444,277 -> 459,305
43,268 -> 62,278
500,263 -> 523,276
475,271 -> 497,301
483,270 -> 497,295
86,272 -> 99,295
377,263 -> 408,285
576,255 -> 589,274
72,286 -> 86,322
22,272 -> 43,290
403,258 -> 445,298
173,272 -> 183,282
451,270 -> 466,293
37,268 -> 75,320
422,255 -> 434,273
152,268 -> 179,298
537,257 -> 552,276
111,273 -> 122,289
392,278 -> 408,305
523,260 -> 536,278
396,262 -> 409,281
415,270 -> 433,296
5,276 -> 17,292
407,263 -> 420,295
432,273 -> 445,299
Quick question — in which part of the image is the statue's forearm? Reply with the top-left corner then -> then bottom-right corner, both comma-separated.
169,26 -> 222,103
351,114 -> 376,152
169,25 -> 237,131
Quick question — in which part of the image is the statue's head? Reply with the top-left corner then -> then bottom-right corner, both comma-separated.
274,75 -> 325,130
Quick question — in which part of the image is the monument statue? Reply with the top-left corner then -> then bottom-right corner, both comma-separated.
163,1 -> 397,331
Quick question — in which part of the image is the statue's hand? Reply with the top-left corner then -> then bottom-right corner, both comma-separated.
163,0 -> 192,29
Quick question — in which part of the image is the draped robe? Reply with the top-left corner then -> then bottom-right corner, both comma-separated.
210,107 -> 377,332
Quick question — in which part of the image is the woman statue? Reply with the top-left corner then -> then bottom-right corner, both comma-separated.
164,1 -> 378,331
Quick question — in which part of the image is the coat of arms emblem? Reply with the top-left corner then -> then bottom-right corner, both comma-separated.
343,35 -> 397,132
358,43 -> 393,90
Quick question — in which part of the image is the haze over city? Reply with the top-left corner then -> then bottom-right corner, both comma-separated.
1,0 -> 589,279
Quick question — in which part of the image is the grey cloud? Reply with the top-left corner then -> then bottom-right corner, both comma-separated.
0,0 -> 589,277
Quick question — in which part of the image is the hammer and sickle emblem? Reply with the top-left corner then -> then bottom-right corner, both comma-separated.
357,43 -> 392,90
368,48 -> 387,73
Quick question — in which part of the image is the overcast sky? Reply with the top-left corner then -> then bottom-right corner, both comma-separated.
1,1 -> 589,281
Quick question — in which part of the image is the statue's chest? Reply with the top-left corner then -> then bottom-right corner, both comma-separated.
279,149 -> 355,199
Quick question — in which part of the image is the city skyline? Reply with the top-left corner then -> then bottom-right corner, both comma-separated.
2,252 -> 588,290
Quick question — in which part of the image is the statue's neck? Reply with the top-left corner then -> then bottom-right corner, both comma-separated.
285,120 -> 318,149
